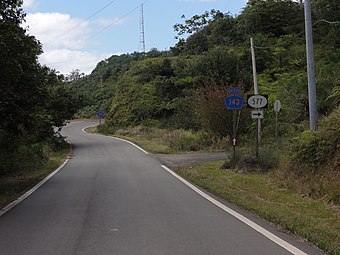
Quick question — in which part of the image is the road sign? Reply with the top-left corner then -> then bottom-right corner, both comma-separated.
251,110 -> 264,119
224,96 -> 244,110
247,94 -> 268,108
229,136 -> 240,146
226,87 -> 241,95
97,111 -> 105,117
274,100 -> 282,112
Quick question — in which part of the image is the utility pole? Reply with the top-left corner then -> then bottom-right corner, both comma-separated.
250,38 -> 259,95
250,37 -> 260,158
304,0 -> 318,131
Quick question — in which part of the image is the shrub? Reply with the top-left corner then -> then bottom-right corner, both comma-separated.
291,107 -> 340,171
275,107 -> 340,204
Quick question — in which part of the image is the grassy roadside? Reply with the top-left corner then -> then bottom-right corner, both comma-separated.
177,161 -> 339,255
88,124 -> 339,254
86,125 -> 228,154
85,126 -> 175,153
0,148 -> 69,209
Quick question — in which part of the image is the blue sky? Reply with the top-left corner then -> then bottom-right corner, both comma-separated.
23,0 -> 247,74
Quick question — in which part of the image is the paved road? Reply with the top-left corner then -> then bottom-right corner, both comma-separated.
0,121 -> 324,255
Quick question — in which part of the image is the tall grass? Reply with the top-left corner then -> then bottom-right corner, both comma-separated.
94,125 -> 229,153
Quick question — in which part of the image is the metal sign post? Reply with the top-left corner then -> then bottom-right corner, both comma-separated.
247,94 -> 268,159
274,100 -> 282,138
224,88 -> 243,166
97,111 -> 105,126
232,109 -> 236,164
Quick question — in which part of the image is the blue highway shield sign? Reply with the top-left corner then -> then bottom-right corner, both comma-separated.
97,111 -> 105,117
224,96 -> 244,110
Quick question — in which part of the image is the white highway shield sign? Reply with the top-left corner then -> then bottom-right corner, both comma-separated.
247,95 -> 268,108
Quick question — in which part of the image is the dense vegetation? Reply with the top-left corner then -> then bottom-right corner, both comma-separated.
0,1 -> 83,178
1,0 -> 338,252
71,0 -> 339,205
74,1 -> 339,129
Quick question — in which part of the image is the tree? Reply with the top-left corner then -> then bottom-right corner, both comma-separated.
173,9 -> 226,39
0,0 -> 82,144
313,0 -> 340,21
65,69 -> 84,82
313,0 -> 340,46
208,14 -> 239,47
0,21 -> 43,135
184,31 -> 209,54
0,0 -> 25,24
193,46 -> 251,90
173,10 -> 236,54
42,67 -> 83,131
237,0 -> 304,37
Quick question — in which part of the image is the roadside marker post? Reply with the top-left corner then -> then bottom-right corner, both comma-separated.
224,88 -> 243,165
274,100 -> 282,138
232,109 -> 236,164
97,111 -> 105,126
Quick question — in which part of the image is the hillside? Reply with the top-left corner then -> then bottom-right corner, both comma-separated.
71,0 -> 339,129
69,0 -> 339,197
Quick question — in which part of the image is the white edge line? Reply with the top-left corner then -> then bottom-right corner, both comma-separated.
110,136 -> 149,155
161,165 -> 307,255
81,125 -> 149,155
0,155 -> 71,217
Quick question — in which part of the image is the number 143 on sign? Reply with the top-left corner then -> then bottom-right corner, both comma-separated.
224,96 -> 244,110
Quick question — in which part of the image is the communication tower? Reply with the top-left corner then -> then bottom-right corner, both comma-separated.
139,4 -> 146,53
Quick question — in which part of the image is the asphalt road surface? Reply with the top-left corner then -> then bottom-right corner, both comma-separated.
0,121 -> 325,255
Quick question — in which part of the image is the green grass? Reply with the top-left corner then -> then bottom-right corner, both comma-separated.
85,125 -> 175,153
86,125 -> 228,154
177,161 -> 340,255
0,148 -> 69,209
120,135 -> 175,154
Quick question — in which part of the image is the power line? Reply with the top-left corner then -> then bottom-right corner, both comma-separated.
83,4 -> 141,43
74,0 -> 150,50
253,18 -> 340,49
319,19 -> 340,25
45,0 -> 119,45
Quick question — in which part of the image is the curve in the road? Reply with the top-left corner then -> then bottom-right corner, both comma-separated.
0,121 -> 325,255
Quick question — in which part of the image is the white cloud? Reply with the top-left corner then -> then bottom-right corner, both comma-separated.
23,12 -> 113,74
25,12 -> 90,50
23,0 -> 38,9
39,49 -> 112,75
